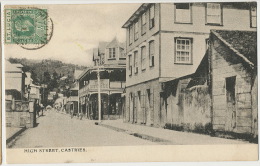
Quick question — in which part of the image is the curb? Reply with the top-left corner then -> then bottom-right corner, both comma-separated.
6,127 -> 27,144
100,123 -> 172,144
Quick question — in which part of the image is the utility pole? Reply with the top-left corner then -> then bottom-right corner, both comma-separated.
92,61 -> 105,124
97,66 -> 101,123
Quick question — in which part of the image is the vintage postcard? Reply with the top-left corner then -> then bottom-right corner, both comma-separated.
2,1 -> 259,164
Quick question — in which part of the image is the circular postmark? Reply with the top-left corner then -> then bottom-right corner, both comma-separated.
5,7 -> 54,50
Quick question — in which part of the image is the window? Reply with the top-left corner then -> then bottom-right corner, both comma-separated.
175,38 -> 192,64
109,48 -> 116,58
149,41 -> 155,67
129,25 -> 133,45
149,4 -> 155,29
206,3 -> 222,25
129,55 -> 132,76
141,12 -> 147,35
141,46 -> 146,70
175,3 -> 191,23
134,51 -> 138,73
251,6 -> 257,27
134,21 -> 139,41
120,48 -> 126,58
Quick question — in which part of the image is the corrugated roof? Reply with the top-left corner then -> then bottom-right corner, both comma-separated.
212,30 -> 257,67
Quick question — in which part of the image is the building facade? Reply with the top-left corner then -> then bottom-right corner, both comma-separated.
209,30 -> 257,137
78,37 -> 126,120
5,60 -> 26,100
122,2 -> 257,127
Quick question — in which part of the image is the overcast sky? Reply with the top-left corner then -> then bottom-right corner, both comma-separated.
5,3 -> 141,66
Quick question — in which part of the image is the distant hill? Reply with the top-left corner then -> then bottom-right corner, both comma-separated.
8,57 -> 88,84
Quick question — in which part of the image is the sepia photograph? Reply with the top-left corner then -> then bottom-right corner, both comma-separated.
2,0 -> 258,164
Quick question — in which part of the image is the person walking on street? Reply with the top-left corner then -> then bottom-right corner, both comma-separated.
36,103 -> 40,117
40,103 -> 44,116
70,109 -> 74,119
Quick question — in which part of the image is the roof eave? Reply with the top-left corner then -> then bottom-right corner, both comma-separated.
211,30 -> 255,68
122,3 -> 151,28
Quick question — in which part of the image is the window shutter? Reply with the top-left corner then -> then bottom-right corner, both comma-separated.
135,93 -> 138,123
150,89 -> 154,123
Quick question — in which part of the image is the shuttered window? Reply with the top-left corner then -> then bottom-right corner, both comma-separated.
149,41 -> 155,67
149,4 -> 155,29
134,51 -> 138,73
134,21 -> 139,41
206,3 -> 222,25
141,12 -> 147,35
141,46 -> 146,70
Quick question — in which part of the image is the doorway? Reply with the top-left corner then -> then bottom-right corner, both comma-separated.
225,76 -> 236,131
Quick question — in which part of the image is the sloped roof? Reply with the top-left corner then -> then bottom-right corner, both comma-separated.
212,30 -> 257,67
13,63 -> 24,68
98,42 -> 109,54
106,37 -> 119,48
122,3 -> 151,28
74,70 -> 84,80
119,42 -> 125,49
5,60 -> 23,73
187,51 -> 209,88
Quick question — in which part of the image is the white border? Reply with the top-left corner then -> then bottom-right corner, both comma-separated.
1,0 -> 259,166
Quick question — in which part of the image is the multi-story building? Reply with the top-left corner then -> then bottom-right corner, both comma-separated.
78,37 -> 126,120
5,60 -> 26,101
64,69 -> 83,115
122,2 -> 257,127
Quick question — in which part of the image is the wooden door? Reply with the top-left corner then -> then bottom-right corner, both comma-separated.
225,76 -> 237,131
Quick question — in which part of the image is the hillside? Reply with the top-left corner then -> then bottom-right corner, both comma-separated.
8,57 -> 88,85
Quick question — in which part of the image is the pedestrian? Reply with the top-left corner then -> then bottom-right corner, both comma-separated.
36,103 -> 40,117
40,103 -> 44,116
70,109 -> 74,119
80,112 -> 84,120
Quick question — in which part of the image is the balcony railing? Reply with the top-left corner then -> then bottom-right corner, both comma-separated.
79,80 -> 126,95
110,81 -> 126,89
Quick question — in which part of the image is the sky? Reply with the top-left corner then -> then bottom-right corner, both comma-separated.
5,3 -> 141,66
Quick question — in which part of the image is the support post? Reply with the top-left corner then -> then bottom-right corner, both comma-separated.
97,67 -> 101,123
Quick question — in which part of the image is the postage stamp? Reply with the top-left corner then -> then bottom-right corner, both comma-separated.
5,8 -> 48,45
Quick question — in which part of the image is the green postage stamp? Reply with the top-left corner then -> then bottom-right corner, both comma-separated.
5,8 -> 48,44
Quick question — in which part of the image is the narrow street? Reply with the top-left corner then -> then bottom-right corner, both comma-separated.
8,109 -> 156,148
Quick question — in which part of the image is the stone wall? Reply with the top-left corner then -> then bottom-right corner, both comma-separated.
164,80 -> 211,133
6,101 -> 31,128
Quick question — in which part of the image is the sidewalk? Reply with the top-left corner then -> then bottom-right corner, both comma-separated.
6,127 -> 27,144
100,120 -> 250,145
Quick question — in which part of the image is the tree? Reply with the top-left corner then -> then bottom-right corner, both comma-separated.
31,70 -> 39,84
43,71 -> 51,84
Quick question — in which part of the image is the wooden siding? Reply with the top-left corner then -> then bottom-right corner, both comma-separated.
211,35 -> 254,134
